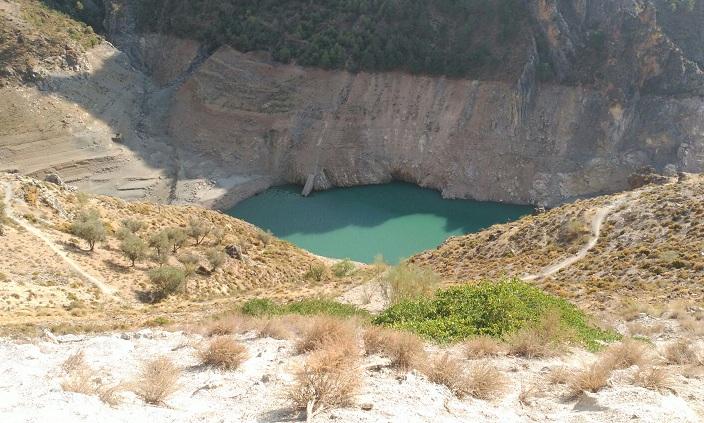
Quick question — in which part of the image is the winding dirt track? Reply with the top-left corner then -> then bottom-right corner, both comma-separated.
2,182 -> 117,297
522,195 -> 628,281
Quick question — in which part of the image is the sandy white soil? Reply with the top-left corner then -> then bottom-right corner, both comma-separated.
1,328 -> 702,423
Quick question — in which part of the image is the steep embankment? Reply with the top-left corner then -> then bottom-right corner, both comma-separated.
0,173 -> 366,327
411,174 -> 704,312
3,0 -> 704,209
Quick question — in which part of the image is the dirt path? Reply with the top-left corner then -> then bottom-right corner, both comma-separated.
522,195 -> 628,281
2,182 -> 117,297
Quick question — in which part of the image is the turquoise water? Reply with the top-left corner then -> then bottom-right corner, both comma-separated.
226,183 -> 532,264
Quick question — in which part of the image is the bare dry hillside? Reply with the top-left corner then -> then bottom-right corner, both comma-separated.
412,174 -> 704,313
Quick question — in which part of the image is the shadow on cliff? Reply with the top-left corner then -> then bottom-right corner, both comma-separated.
227,182 -> 532,238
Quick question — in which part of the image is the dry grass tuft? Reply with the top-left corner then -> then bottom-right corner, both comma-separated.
632,366 -> 672,392
518,383 -> 539,406
295,316 -> 358,355
204,314 -> 253,336
288,342 -> 360,417
464,361 -> 507,400
602,339 -> 652,370
423,353 -> 468,398
199,337 -> 248,370
384,331 -> 426,371
567,359 -> 612,399
133,356 -> 180,405
663,339 -> 700,365
463,335 -> 504,359
256,318 -> 291,340
61,365 -> 95,395
61,350 -> 85,373
507,311 -> 571,359
547,366 -> 572,385
362,326 -> 394,356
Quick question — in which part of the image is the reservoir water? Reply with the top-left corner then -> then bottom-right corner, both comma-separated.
226,183 -> 532,264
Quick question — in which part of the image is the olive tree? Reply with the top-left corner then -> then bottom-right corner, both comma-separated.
165,227 -> 187,253
186,218 -> 211,246
69,209 -> 106,251
120,234 -> 147,267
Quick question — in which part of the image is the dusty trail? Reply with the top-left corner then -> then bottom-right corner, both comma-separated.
2,182 -> 117,297
522,195 -> 629,281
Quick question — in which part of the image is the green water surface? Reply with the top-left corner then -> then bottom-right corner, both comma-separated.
227,183 -> 531,264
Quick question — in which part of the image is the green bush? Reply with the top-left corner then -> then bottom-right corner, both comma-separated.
241,298 -> 368,319
148,266 -> 185,299
120,234 -> 147,267
69,209 -> 105,251
373,279 -> 618,349
331,259 -> 355,277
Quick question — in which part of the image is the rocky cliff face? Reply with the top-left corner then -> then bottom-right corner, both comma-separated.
4,0 -> 704,208
116,0 -> 701,207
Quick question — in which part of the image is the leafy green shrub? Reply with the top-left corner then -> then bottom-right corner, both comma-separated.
241,298 -> 369,319
331,259 -> 355,277
373,279 -> 618,349
383,263 -> 439,305
186,218 -> 211,245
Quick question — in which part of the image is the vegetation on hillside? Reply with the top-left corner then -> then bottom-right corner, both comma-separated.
135,0 -> 529,78
374,279 -> 618,348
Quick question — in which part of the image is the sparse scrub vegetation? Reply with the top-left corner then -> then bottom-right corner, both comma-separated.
567,359 -> 612,398
256,318 -> 291,340
304,263 -> 327,281
463,362 -> 507,400
383,263 -> 438,305
295,316 -> 358,355
331,259 -> 355,277
186,217 -> 211,245
632,366 -> 672,391
288,341 -> 360,418
256,228 -> 273,245
507,310 -> 573,358
380,330 -> 426,371
148,231 -> 170,257
463,335 -> 504,359
133,356 -> 180,405
601,339 -> 652,369
241,298 -> 369,319
177,252 -> 200,278
663,339 -> 700,365
423,353 -> 470,398
69,209 -> 105,251
205,248 -> 226,272
198,337 -> 248,370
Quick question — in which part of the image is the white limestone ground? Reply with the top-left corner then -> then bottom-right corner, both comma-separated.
1,328 -> 702,423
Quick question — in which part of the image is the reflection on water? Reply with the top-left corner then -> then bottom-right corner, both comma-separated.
227,182 -> 532,263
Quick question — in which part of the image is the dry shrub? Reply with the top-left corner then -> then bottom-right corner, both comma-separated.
663,339 -> 700,365
567,359 -> 612,399
547,366 -> 572,385
627,321 -> 665,338
199,337 -> 248,370
295,316 -> 358,355
256,318 -> 291,340
288,342 -> 360,417
507,310 -> 571,359
384,331 -> 426,371
134,356 -> 180,405
602,339 -> 651,370
204,314 -> 253,336
423,353 -> 469,398
463,335 -> 504,359
61,350 -> 85,373
680,317 -> 704,336
61,354 -> 123,406
632,366 -> 672,391
362,326 -> 425,371
518,383 -> 539,406
464,362 -> 507,400
362,326 -> 394,356
383,263 -> 439,305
